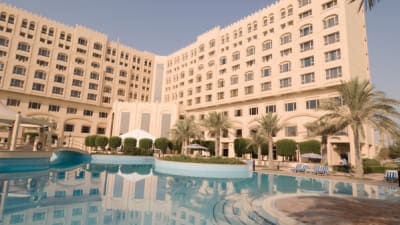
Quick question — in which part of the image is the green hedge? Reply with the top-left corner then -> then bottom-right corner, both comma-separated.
276,139 -> 296,158
155,137 -> 169,153
139,138 -> 153,150
162,155 -> 245,164
85,135 -> 97,147
124,138 -> 137,151
123,148 -> 153,156
299,140 -> 320,154
95,136 -> 108,150
363,159 -> 384,174
234,138 -> 247,157
109,136 -> 122,150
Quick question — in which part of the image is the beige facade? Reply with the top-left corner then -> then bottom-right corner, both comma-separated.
162,0 -> 375,164
0,0 -> 377,164
0,3 -> 156,146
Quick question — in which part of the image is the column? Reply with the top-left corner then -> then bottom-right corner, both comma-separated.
57,120 -> 65,148
9,112 -> 21,151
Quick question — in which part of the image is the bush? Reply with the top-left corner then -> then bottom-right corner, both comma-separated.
363,158 -> 385,174
299,140 -> 321,154
332,165 -> 351,173
170,140 -> 182,154
85,135 -> 97,148
124,138 -> 137,152
383,163 -> 400,170
123,147 -> 153,156
155,137 -> 169,154
261,143 -> 269,156
139,138 -> 153,150
95,136 -> 108,151
109,136 -> 122,151
234,138 -> 247,157
276,139 -> 297,159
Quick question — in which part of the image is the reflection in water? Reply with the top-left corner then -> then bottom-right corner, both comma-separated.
0,163 -> 399,225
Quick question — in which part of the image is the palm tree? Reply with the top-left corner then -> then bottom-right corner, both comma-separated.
170,117 -> 201,155
316,78 -> 400,177
350,0 -> 380,11
247,130 -> 266,161
254,113 -> 282,169
305,119 -> 342,165
201,112 -> 233,157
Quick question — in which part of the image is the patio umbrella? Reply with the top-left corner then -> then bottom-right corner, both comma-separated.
301,153 -> 322,159
187,143 -> 208,150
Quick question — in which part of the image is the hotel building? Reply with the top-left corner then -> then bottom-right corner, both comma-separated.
0,0 -> 377,165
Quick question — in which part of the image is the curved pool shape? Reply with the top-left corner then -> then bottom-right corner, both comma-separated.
0,162 -> 399,225
154,158 -> 252,178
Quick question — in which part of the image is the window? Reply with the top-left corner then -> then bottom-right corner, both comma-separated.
119,70 -> 127,77
17,42 -> 30,52
288,6 -> 293,16
52,86 -> 63,95
261,81 -> 271,91
10,215 -> 24,224
299,0 -> 312,8
325,49 -> 341,62
0,61 -> 3,71
300,24 -> 313,37
234,109 -> 242,117
280,9 -> 286,19
70,90 -> 81,98
88,83 -> 98,90
72,79 -> 82,87
220,56 -> 227,65
261,67 -> 271,77
230,89 -> 238,97
280,78 -> 292,88
10,79 -> 24,87
83,110 -> 93,116
78,38 -> 87,46
217,92 -> 224,100
13,66 -> 26,75
67,107 -> 77,114
57,53 -> 68,62
245,71 -> 254,81
299,10 -> 312,19
280,48 -> 292,57
301,72 -> 315,84
285,126 -> 297,137
244,85 -> 254,95
0,37 -> 8,47
280,33 -> 292,45
74,68 -> 84,76
63,124 -> 75,132
80,125 -> 90,133
324,15 -> 339,28
285,102 -> 296,111
326,66 -> 342,79
48,104 -> 60,112
87,93 -> 97,100
99,112 -> 108,118
106,66 -> 114,74
249,107 -> 258,115
306,99 -> 319,109
90,72 -> 100,80
300,40 -> 313,52
280,61 -> 291,73
217,79 -> 225,88
266,104 -> 276,113
300,56 -> 314,68
323,0 -> 337,10
6,98 -> 20,106
324,32 -> 340,45
54,74 -> 65,83
32,83 -> 45,91
97,127 -> 106,135
262,40 -> 272,50
230,75 -> 239,85
232,51 -> 240,61
34,70 -> 46,79
38,48 -> 50,57
75,57 -> 85,64
32,212 -> 45,222
246,46 -> 255,56
28,101 -> 41,109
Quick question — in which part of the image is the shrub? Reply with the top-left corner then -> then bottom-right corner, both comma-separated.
363,158 -> 385,174
124,138 -> 137,152
383,163 -> 400,170
299,140 -> 321,154
123,147 -> 153,156
170,140 -> 182,154
261,143 -> 269,156
85,135 -> 97,148
109,136 -> 122,151
276,139 -> 296,159
234,138 -> 247,157
155,137 -> 169,154
139,138 -> 153,150
95,136 -> 108,151
332,165 -> 351,173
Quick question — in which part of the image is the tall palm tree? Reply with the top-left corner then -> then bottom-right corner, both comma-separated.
170,117 -> 201,155
247,130 -> 266,161
201,112 -> 233,157
254,113 -> 282,169
305,119 -> 342,165
350,0 -> 380,11
317,78 -> 400,177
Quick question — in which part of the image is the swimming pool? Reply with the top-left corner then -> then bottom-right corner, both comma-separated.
0,161 -> 399,225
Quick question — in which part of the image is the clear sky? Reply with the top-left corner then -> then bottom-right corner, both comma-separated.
2,0 -> 399,99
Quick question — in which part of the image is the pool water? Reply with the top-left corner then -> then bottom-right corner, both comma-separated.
0,162 -> 399,225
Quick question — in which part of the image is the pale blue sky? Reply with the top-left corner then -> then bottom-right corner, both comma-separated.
2,0 -> 399,99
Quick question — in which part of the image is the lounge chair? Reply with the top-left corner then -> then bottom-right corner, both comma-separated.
384,170 -> 399,182
320,166 -> 329,175
291,164 -> 303,173
301,164 -> 309,173
312,165 -> 321,174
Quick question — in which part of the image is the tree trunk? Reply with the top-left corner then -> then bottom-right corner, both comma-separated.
353,126 -> 364,178
268,135 -> 274,169
216,135 -> 220,157
321,135 -> 328,165
257,145 -> 262,161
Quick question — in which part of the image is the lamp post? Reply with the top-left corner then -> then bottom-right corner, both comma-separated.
68,133 -> 72,148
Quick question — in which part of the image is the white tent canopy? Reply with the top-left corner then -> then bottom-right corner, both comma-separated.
119,129 -> 156,141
